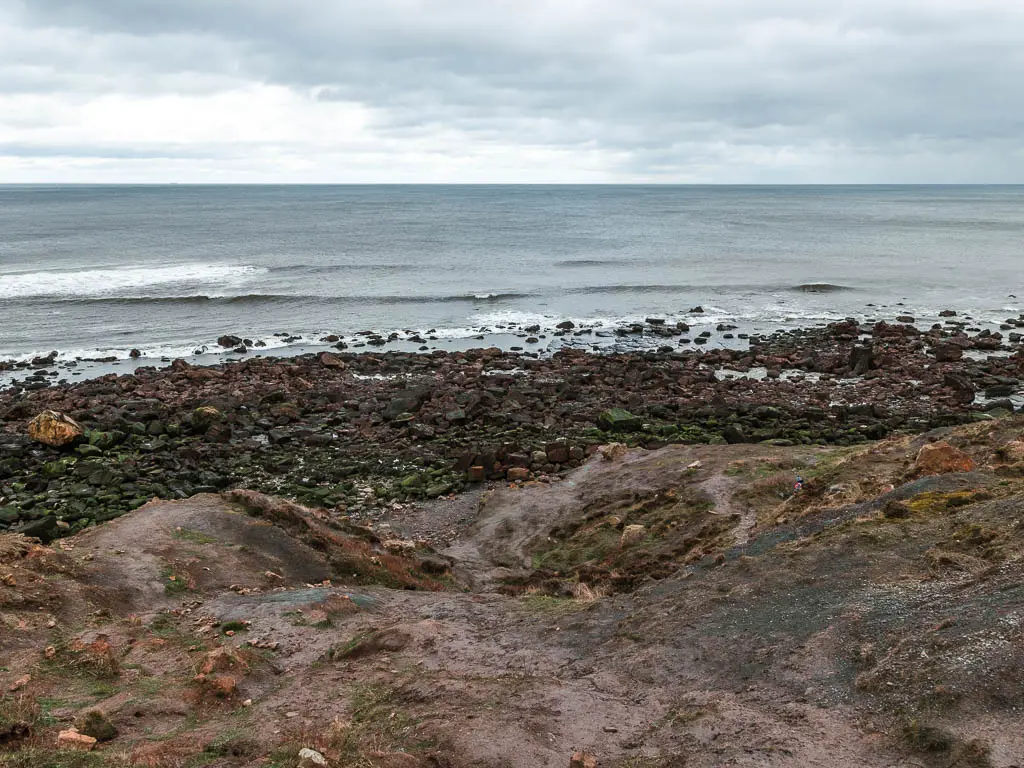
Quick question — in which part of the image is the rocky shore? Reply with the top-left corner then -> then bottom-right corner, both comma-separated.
1,315 -> 1022,539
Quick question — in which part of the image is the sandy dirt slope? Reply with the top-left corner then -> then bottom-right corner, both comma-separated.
4,419 -> 1024,767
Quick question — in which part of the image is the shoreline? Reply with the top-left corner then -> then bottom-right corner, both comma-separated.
3,301 -> 1022,391
1,314 -> 1022,539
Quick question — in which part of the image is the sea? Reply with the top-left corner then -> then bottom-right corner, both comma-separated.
1,185 -> 1023,381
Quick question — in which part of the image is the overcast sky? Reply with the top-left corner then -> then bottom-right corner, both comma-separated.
2,0 -> 1023,183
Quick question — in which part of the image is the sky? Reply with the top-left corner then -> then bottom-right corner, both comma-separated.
1,0 -> 1023,183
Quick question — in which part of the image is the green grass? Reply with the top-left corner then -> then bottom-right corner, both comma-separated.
161,566 -> 191,596
0,750 -> 129,768
172,528 -> 219,545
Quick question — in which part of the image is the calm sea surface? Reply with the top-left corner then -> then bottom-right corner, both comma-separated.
1,185 -> 1022,364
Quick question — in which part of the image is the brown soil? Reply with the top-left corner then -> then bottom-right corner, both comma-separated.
5,418 -> 1024,767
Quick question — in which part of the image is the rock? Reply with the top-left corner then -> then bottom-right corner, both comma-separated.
914,441 -> 976,476
546,441 -> 570,463
298,747 -> 329,767
28,410 -> 84,447
689,306 -> 704,314
934,343 -> 964,362
318,351 -> 346,369
722,425 -> 746,444
13,516 -> 58,543
531,450 -> 548,466
985,398 -> 1015,414
620,524 -> 646,547
999,440 -> 1024,463
217,335 -> 243,348
943,373 -> 976,404
78,710 -> 117,742
556,321 -> 575,330
570,751 -> 598,768
209,674 -> 237,697
467,466 -> 486,482
848,345 -> 874,376
599,443 -> 628,461
939,309 -> 957,318
984,384 -> 1016,398
507,467 -> 531,482
425,482 -> 452,497
597,408 -> 642,432
129,349 -> 142,359
57,728 -> 97,751
191,406 -> 221,432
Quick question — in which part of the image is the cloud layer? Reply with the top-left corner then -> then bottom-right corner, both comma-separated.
2,0 -> 1023,182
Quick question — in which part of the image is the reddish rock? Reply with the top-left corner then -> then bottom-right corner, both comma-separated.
507,467 -> 531,482
318,351 -> 346,369
914,442 -> 976,476
27,410 -> 83,447
570,752 -> 598,768
933,343 -> 964,362
546,441 -> 570,463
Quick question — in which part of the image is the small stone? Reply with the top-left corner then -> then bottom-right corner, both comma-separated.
9,674 -> 30,692
570,751 -> 598,768
298,747 -> 329,767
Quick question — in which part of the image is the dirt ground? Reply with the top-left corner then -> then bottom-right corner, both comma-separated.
4,419 -> 1024,767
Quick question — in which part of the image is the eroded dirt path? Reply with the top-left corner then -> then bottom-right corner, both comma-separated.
6,420 -> 1024,767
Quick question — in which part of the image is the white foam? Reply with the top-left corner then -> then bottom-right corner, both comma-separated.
0,263 -> 267,299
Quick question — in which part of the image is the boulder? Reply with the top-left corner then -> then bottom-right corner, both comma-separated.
57,728 -> 97,751
507,467 -> 531,482
28,410 -> 83,447
191,406 -> 221,432
217,335 -> 243,348
914,442 -> 976,476
597,408 -> 642,432
848,345 -> 874,376
934,343 -> 964,362
318,351 -> 346,369
943,373 -> 975,404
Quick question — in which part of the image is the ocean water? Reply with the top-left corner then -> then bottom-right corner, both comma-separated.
1,185 -> 1023,366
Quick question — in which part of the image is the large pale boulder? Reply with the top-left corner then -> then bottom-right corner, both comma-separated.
57,728 -> 96,751
28,411 -> 83,447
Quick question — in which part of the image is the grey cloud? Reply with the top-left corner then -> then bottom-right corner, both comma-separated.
4,0 -> 1024,180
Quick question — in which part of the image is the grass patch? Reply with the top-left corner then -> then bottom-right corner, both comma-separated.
162,565 -> 193,596
0,750 -> 129,768
220,620 -> 249,635
172,528 -> 218,545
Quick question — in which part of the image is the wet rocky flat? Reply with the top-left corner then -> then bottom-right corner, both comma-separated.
1,317 -> 1022,542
